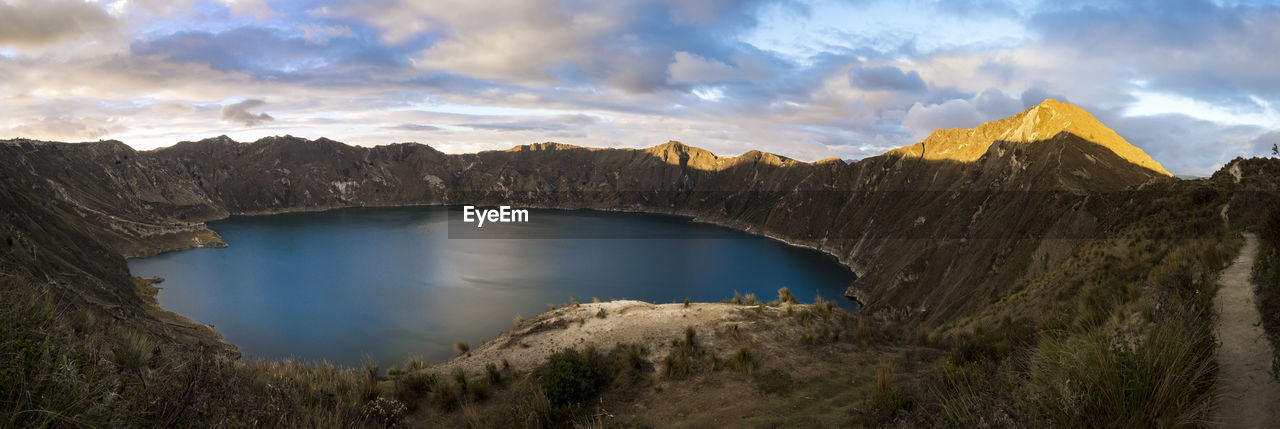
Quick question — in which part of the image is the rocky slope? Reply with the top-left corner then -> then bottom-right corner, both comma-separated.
0,100 -> 1175,348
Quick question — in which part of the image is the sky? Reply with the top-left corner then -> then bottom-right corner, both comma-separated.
1,0 -> 1279,176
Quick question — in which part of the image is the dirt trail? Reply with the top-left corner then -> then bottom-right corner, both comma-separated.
1212,233 -> 1280,428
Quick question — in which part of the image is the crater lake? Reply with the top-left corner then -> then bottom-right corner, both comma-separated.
128,206 -> 858,366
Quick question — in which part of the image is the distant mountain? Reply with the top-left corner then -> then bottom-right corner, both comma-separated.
0,100 -> 1191,349
890,99 -> 1170,176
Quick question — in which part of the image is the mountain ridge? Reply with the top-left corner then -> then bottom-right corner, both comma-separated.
890,99 -> 1171,176
0,102 -> 1181,353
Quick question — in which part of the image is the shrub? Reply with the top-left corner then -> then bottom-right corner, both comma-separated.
454,340 -> 470,355
361,397 -> 407,427
396,371 -> 437,407
595,308 -> 607,319
540,348 -> 601,406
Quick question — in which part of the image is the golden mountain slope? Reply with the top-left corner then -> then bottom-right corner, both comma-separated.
889,99 -> 1171,176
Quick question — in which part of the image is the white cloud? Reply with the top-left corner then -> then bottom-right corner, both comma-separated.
902,99 -> 983,137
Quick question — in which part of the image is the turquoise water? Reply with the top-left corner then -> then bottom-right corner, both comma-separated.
128,206 -> 857,366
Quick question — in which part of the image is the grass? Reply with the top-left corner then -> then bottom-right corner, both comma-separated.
1254,201 -> 1280,380
0,281 -> 371,427
1025,306 -> 1217,427
724,346 -> 756,374
454,340 -> 470,355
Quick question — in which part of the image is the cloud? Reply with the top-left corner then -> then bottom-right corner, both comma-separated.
131,25 -> 410,80
8,115 -> 125,141
221,99 -> 275,126
1,0 -> 1278,177
461,114 -> 600,132
218,0 -> 274,19
301,24 -> 354,45
383,124 -> 442,131
1027,1 -> 1280,109
848,65 -> 926,92
668,52 -> 739,85
0,0 -> 116,48
902,99 -> 983,136
972,88 -> 1024,119
1019,87 -> 1067,109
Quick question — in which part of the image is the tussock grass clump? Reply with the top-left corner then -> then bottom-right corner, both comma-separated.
431,380 -> 462,411
1026,307 -> 1217,427
854,316 -> 871,345
663,327 -> 704,379
454,340 -> 470,355
486,362 -> 504,386
395,370 -> 437,408
859,363 -> 914,425
595,307 -> 607,319
725,346 -> 755,374
452,368 -> 469,394
778,287 -> 796,304
111,329 -> 155,388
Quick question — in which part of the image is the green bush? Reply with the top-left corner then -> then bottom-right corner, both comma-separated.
540,348 -> 601,407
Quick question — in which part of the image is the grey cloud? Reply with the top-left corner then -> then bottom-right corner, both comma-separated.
973,88 -> 1024,119
849,65 -> 927,91
221,99 -> 275,126
0,0 -> 116,48
1020,87 -> 1068,109
462,114 -> 600,132
1027,1 -> 1280,109
1253,131 -> 1280,156
383,124 -> 442,131
1099,109 -> 1275,176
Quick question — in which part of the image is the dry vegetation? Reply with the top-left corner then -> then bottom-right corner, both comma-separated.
2,174 -> 1271,427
